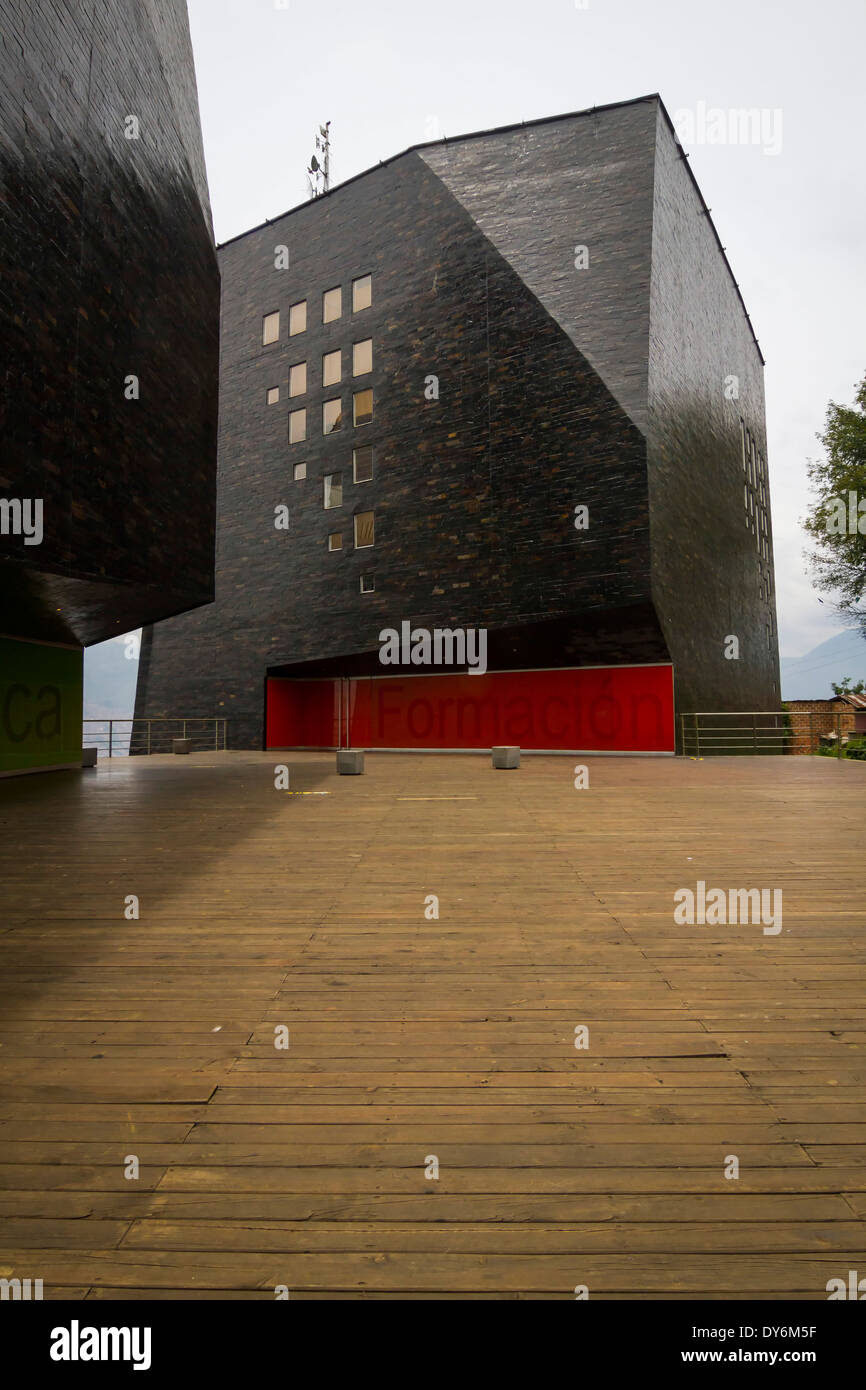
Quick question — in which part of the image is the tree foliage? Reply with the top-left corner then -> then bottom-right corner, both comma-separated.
832,677 -> 866,696
803,375 -> 866,633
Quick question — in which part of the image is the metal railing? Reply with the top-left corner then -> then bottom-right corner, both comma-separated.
82,718 -> 228,759
680,710 -> 854,758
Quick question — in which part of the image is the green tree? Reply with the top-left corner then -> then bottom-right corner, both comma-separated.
803,374 -> 866,633
832,677 -> 866,696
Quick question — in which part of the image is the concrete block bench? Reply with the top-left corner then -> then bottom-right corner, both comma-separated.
172,738 -> 193,755
82,747 -> 98,768
337,749 -> 365,775
492,746 -> 520,770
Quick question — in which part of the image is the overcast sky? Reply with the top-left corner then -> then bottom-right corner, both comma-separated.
186,0 -> 865,659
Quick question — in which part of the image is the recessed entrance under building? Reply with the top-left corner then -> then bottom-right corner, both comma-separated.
266,663 -> 675,754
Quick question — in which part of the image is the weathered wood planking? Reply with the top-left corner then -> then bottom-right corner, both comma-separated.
0,750 -> 864,1298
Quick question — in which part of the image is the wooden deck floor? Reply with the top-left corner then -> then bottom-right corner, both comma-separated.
0,750 -> 864,1299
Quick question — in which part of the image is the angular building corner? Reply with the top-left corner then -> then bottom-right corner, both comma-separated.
0,0 -> 220,775
135,94 -> 780,755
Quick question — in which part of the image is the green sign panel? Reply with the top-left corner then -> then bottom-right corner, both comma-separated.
0,637 -> 83,775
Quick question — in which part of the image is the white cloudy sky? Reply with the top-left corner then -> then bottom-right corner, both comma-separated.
186,0 -> 865,659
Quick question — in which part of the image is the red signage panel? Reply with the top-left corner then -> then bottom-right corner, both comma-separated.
267,665 -> 674,753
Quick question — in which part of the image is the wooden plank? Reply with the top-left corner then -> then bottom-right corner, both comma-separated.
154,1166 -> 866,1194
118,1219 -> 866,1255
2,1189 -> 853,1222
0,1249 -> 857,1293
0,1140 -> 813,1167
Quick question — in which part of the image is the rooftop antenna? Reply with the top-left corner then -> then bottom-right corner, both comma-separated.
307,121 -> 331,198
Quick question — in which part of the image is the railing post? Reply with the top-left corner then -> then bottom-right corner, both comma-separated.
695,714 -> 700,758
837,711 -> 843,759
753,714 -> 757,753
108,721 -> 113,759
147,720 -> 151,756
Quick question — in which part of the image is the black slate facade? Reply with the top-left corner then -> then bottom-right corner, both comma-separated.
0,0 -> 219,649
135,95 -> 779,749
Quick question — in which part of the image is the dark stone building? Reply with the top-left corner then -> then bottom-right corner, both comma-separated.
136,94 -> 779,755
0,0 -> 219,774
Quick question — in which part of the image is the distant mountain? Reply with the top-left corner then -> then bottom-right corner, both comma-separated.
781,629 -> 866,700
83,635 -> 140,721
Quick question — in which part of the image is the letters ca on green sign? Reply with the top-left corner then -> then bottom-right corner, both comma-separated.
0,637 -> 82,774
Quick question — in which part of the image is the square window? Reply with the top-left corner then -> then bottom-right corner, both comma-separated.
353,275 -> 372,312
360,575 -> 375,594
353,389 -> 373,427
289,362 -> 307,397
262,311 -> 280,345
323,286 -> 342,323
328,532 -> 343,553
289,408 -> 306,444
353,339 -> 373,376
324,473 -> 343,509
294,462 -> 307,481
289,301 -> 307,336
323,398 -> 343,435
267,386 -> 280,405
354,510 -> 375,549
353,446 -> 373,483
323,349 -> 342,387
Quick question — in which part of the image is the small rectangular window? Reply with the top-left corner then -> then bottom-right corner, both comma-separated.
323,398 -> 342,435
267,387 -> 280,405
353,339 -> 373,376
353,275 -> 372,312
354,510 -> 375,549
289,301 -> 307,336
360,575 -> 375,594
294,462 -> 307,481
289,408 -> 306,444
262,311 -> 280,345
289,362 -> 307,397
324,473 -> 343,509
740,420 -> 747,472
353,389 -> 373,427
323,349 -> 342,387
323,286 -> 342,323
353,446 -> 373,483
328,532 -> 343,552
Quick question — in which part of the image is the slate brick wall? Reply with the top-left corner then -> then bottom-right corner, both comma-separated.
0,0 -> 219,646
137,142 -> 662,749
421,100 -> 658,435
647,106 -> 780,715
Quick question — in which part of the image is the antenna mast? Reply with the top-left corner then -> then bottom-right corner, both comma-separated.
307,121 -> 331,198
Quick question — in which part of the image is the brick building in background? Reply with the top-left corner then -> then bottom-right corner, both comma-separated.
785,693 -> 866,755
136,94 -> 780,756
0,0 -> 218,775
